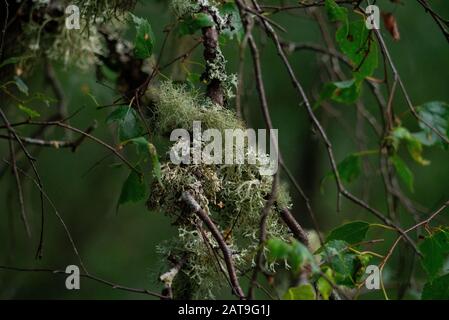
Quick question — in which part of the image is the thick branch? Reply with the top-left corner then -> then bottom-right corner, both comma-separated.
201,7 -> 224,106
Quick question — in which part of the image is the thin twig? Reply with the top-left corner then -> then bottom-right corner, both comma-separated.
0,265 -> 166,299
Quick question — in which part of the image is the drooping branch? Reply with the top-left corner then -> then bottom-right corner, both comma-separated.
181,191 -> 245,299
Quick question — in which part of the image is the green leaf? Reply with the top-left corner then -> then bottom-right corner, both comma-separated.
267,238 -> 318,273
267,238 -> 291,261
337,154 -> 362,184
326,221 -> 370,244
13,76 -> 29,95
148,142 -> 161,183
126,136 -> 150,154
354,253 -> 373,282
336,20 -> 378,81
422,273 -> 449,300
106,106 -> 143,142
321,240 -> 357,286
325,0 -> 348,23
18,104 -> 40,118
118,169 -> 146,205
290,239 -> 319,273
419,229 -> 449,280
178,12 -> 214,36
187,72 -> 201,86
283,284 -> 316,300
391,126 -> 430,166
390,155 -> 414,192
319,79 -> 361,105
32,92 -> 57,107
322,153 -> 362,187
123,137 -> 161,184
317,268 -> 334,300
0,56 -> 21,69
120,112 -> 142,141
415,101 -> 449,146
106,106 -> 129,123
219,2 -> 244,42
130,14 -> 155,59
407,137 -> 430,166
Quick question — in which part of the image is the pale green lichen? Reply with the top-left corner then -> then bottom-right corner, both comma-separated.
46,24 -> 104,69
74,0 -> 137,22
18,0 -> 132,70
148,81 -> 244,135
170,0 -> 221,17
147,81 -> 293,299
170,0 -> 200,17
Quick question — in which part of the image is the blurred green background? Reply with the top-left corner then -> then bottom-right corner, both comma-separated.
0,0 -> 448,299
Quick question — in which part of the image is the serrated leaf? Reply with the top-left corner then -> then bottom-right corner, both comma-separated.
326,221 -> 370,244
390,155 -> 414,192
18,104 -> 40,118
283,284 -> 316,300
130,14 -> 155,59
118,169 -> 146,205
336,20 -> 378,81
321,240 -> 357,286
419,229 -> 449,280
14,76 -> 29,95
422,273 -> 449,300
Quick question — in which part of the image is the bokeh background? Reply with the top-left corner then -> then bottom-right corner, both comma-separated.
0,0 -> 448,299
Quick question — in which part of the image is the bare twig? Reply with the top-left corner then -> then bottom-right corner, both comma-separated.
6,129 -> 31,238
0,265 -> 167,299
8,120 -> 140,175
0,108 -> 46,259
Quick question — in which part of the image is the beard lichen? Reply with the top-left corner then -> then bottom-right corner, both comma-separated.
147,81 -> 293,299
13,0 -> 134,70
170,0 -> 221,18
